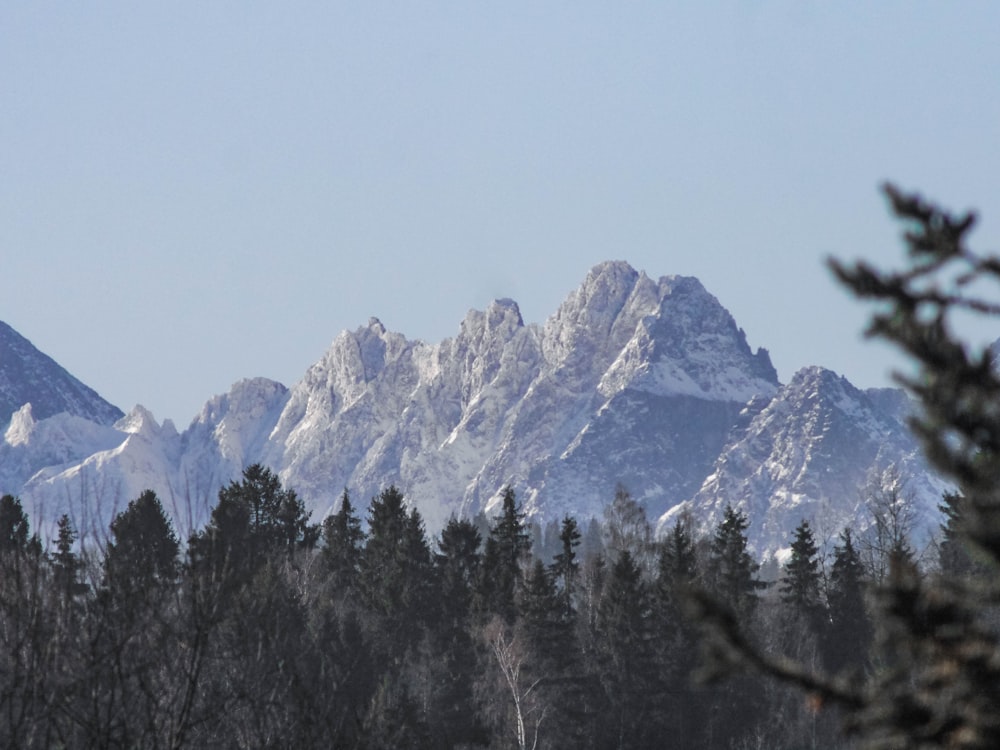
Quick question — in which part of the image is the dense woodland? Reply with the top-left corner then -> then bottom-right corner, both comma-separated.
0,460 -> 950,750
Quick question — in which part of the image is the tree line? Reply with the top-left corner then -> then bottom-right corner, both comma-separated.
1,459 -> 948,749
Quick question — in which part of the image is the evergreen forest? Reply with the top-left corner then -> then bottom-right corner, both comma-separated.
2,466 -> 898,749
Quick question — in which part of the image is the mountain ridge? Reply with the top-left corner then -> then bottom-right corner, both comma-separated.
0,262 -> 944,555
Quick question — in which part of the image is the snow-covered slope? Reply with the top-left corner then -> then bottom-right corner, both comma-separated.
0,263 -> 950,556
0,404 -> 124,504
662,367 -> 948,557
21,406 -> 183,541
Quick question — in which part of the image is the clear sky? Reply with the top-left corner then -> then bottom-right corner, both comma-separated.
3,3 -> 999,425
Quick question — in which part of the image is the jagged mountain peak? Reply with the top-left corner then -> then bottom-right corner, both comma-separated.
539,263 -> 675,391
588,270 -> 779,402
117,405 -> 161,434
350,317 -> 413,375
673,363 -> 938,556
299,322 -> 419,417
578,259 -> 646,299
485,297 -> 524,330
189,379 -> 288,446
788,364 -> 852,391
778,366 -> 896,436
0,321 -> 124,427
557,261 -> 725,323
543,261 -> 647,349
458,298 -> 526,344
182,378 -> 290,492
777,366 -> 855,412
4,403 -> 35,446
192,378 -> 289,425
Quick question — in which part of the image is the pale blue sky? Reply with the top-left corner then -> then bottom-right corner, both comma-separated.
3,3 -> 999,424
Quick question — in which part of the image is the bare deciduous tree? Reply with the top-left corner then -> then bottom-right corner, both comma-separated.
484,618 -> 548,750
858,464 -> 918,583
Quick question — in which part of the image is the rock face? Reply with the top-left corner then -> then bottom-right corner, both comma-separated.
252,262 -> 780,531
0,322 -> 123,427
663,367 -> 946,555
0,263 -> 948,556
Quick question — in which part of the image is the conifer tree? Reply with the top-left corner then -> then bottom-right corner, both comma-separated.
773,517 -> 829,739
520,559 -> 568,664
360,486 -> 434,647
430,516 -> 485,747
353,489 -> 437,744
825,528 -> 871,675
825,187 -> 1000,745
938,491 -> 982,578
549,515 -> 581,619
707,505 -> 762,616
595,549 -> 660,748
653,515 -> 703,746
52,513 -> 85,602
658,514 -> 698,590
779,520 -> 824,623
0,494 -> 47,746
321,488 -> 365,587
481,486 -> 531,620
74,491 -> 183,747
190,464 -> 318,580
516,558 -> 592,750
0,494 -> 31,554
436,516 -> 482,623
103,489 -> 179,599
203,557 -> 314,747
227,463 -> 319,556
180,467 -> 321,746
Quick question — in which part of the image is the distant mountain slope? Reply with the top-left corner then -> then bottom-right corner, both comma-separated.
0,321 -> 124,426
664,367 -> 948,556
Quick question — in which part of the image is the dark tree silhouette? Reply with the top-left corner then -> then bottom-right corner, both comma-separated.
480,486 -> 531,621
549,515 -> 581,619
103,489 -> 179,598
779,520 -> 824,628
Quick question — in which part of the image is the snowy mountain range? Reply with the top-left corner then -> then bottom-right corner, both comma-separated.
0,262 -> 945,556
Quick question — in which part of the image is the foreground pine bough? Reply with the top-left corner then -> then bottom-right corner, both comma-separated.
693,185 -> 1000,749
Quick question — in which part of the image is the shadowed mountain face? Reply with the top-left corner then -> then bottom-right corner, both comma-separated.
0,264 -> 945,556
0,322 -> 123,427
670,366 -> 943,555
